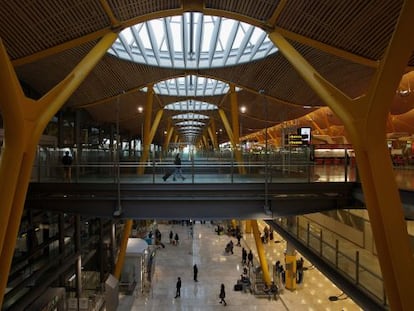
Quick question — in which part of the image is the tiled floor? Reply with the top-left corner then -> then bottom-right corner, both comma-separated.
118,222 -> 363,311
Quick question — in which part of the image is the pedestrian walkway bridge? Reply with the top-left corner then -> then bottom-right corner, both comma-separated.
26,182 -> 363,219
27,157 -> 414,219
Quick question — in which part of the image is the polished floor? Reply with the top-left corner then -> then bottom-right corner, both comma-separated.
118,221 -> 363,311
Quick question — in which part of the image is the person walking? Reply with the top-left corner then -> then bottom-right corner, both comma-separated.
174,277 -> 181,298
269,281 -> 279,300
219,283 -> 227,306
236,232 -> 242,246
193,264 -> 198,282
173,153 -> 185,181
169,230 -> 174,244
225,240 -> 234,254
297,257 -> 304,284
174,233 -> 179,245
242,247 -> 247,265
247,250 -> 253,267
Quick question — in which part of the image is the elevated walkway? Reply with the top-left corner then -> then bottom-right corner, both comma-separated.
26,182 -> 363,219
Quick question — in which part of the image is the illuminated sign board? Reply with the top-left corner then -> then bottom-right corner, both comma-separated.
285,127 -> 311,145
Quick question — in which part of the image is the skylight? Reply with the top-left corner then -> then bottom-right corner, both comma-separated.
172,113 -> 209,120
164,100 -> 217,111
142,75 -> 240,97
176,121 -> 205,127
108,12 -> 277,69
178,126 -> 204,132
167,104 -> 213,138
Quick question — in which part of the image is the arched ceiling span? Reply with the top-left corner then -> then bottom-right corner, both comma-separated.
2,0 -> 413,144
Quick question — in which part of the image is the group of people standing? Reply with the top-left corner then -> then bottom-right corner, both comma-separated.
260,225 -> 274,244
169,230 -> 180,245
241,247 -> 254,267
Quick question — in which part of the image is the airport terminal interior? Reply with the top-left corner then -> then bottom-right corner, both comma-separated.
1,1 -> 414,310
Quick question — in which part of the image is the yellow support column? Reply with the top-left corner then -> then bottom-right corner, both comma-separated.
173,134 -> 179,143
251,220 -> 271,286
284,235 -> 297,290
229,84 -> 240,145
245,220 -> 252,234
148,109 -> 164,144
231,219 -> 237,229
210,119 -> 219,150
229,84 -> 246,174
138,84 -> 154,174
202,135 -> 208,149
207,126 -> 217,151
163,125 -> 174,152
284,254 -> 297,290
113,220 -> 133,279
217,108 -> 245,173
218,109 -> 235,142
269,2 -> 414,306
0,33 -> 117,306
0,40 -> 26,256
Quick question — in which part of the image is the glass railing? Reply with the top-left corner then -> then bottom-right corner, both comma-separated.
275,216 -> 386,306
31,158 -> 358,184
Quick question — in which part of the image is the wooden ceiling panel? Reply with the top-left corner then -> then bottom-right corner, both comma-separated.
277,0 -> 402,61
0,1 -> 109,59
205,0 -> 280,22
15,41 -> 97,97
109,0 -> 181,21
291,41 -> 375,99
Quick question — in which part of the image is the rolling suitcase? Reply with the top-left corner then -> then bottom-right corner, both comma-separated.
162,170 -> 172,181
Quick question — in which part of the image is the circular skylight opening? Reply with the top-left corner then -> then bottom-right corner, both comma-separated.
178,126 -> 204,132
172,113 -> 209,120
164,100 -> 217,111
108,12 -> 277,69
176,121 -> 205,127
142,75 -> 241,96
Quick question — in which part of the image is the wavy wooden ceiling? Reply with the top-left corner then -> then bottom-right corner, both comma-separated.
0,0 -> 411,144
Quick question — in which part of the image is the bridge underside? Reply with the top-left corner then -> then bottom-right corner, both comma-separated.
26,182 -> 364,219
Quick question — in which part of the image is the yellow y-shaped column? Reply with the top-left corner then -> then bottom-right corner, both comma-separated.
244,220 -> 252,234
251,220 -> 271,285
207,126 -> 218,151
149,109 -> 164,143
0,33 -> 117,306
201,135 -> 208,149
229,84 -> 246,174
218,109 -> 235,143
230,84 -> 241,145
163,124 -> 174,152
209,119 -> 219,150
218,108 -> 245,174
113,220 -> 133,279
269,2 -> 414,307
138,84 -> 154,174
